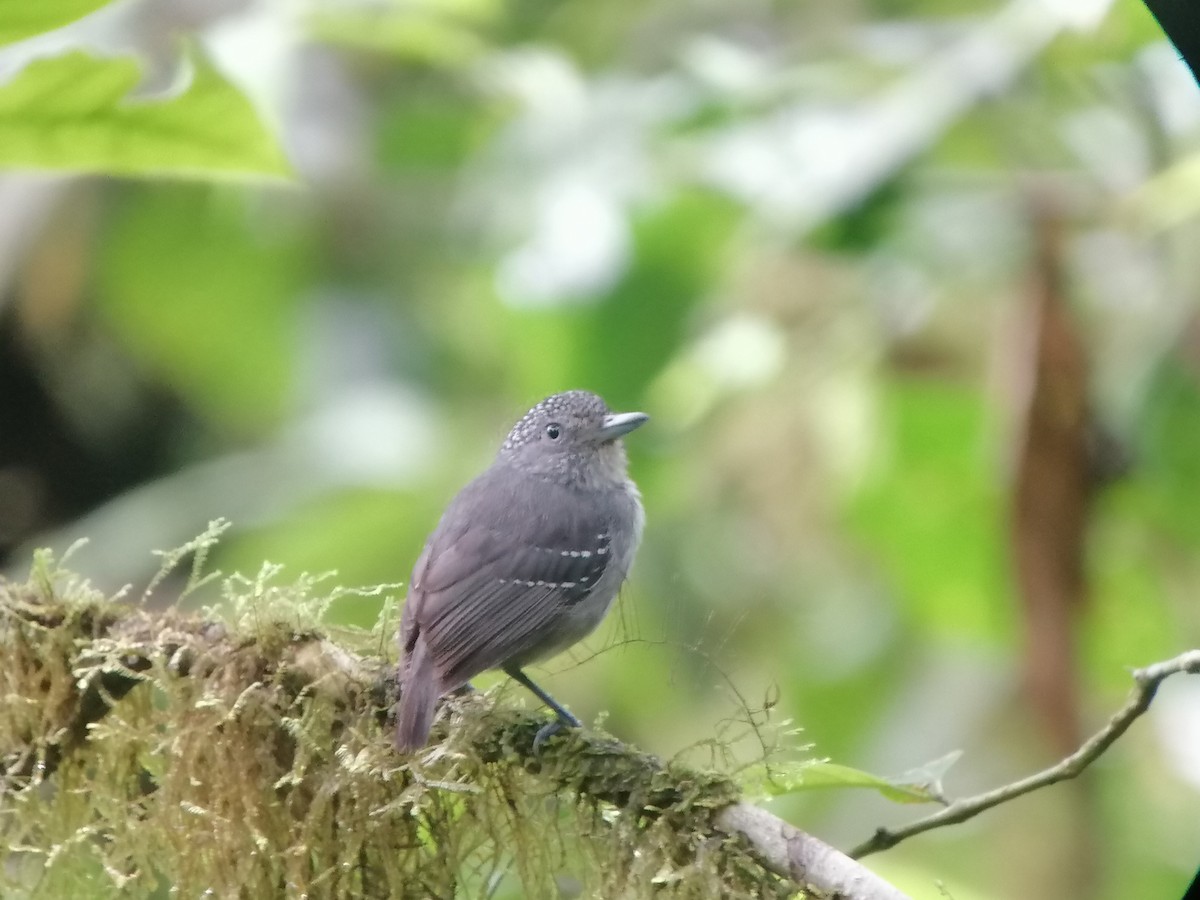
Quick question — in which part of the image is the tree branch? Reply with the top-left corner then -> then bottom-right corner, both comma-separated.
718,803 -> 911,900
1,576 -> 908,900
850,649 -> 1200,859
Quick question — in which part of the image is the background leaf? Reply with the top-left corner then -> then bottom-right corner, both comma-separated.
0,51 -> 289,178
0,0 -> 115,46
744,759 -> 947,805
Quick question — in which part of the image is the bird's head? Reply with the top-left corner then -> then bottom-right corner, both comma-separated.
498,390 -> 648,486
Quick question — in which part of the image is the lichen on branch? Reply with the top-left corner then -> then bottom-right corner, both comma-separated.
1,551 -> 809,899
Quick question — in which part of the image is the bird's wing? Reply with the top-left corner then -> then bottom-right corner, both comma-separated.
405,473 -> 614,688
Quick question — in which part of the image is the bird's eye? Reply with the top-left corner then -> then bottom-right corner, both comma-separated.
545,423 -> 562,440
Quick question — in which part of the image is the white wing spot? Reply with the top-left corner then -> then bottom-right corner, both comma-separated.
580,550 -> 591,558
596,547 -> 608,556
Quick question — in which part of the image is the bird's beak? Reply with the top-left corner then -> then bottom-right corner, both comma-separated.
598,411 -> 649,442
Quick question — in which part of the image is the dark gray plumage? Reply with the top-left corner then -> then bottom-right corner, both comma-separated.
395,390 -> 647,752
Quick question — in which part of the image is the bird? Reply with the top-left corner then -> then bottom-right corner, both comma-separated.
395,390 -> 648,752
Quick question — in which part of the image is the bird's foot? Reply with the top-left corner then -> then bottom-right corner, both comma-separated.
532,710 -> 581,753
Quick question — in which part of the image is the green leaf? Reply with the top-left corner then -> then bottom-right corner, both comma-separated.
0,0 -> 116,45
0,51 -> 290,179
743,757 -> 955,805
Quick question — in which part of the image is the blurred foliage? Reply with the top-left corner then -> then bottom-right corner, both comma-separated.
98,186 -> 313,429
847,381 -> 1012,644
1,0 -> 1199,897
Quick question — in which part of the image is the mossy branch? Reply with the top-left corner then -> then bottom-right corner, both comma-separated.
0,565 -> 907,900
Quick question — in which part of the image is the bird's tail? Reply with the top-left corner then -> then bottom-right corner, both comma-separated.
395,634 -> 439,753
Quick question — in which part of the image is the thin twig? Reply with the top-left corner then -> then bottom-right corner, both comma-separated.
850,649 -> 1200,859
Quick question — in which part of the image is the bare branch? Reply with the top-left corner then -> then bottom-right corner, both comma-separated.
718,803 -> 912,900
851,649 -> 1200,859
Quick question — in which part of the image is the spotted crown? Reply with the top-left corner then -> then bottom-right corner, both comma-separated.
501,390 -> 610,452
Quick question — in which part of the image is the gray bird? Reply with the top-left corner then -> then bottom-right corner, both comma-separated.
395,390 -> 647,752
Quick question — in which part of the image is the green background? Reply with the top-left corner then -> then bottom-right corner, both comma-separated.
1,0 -> 1198,897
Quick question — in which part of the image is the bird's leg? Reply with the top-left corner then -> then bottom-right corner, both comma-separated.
503,666 -> 581,750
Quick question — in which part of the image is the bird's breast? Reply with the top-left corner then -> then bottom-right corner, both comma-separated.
506,479 -> 643,667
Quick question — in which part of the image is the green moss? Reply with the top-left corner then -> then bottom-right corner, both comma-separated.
1,551 -> 798,899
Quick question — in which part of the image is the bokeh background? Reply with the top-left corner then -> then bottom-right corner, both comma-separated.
2,0 -> 1199,897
